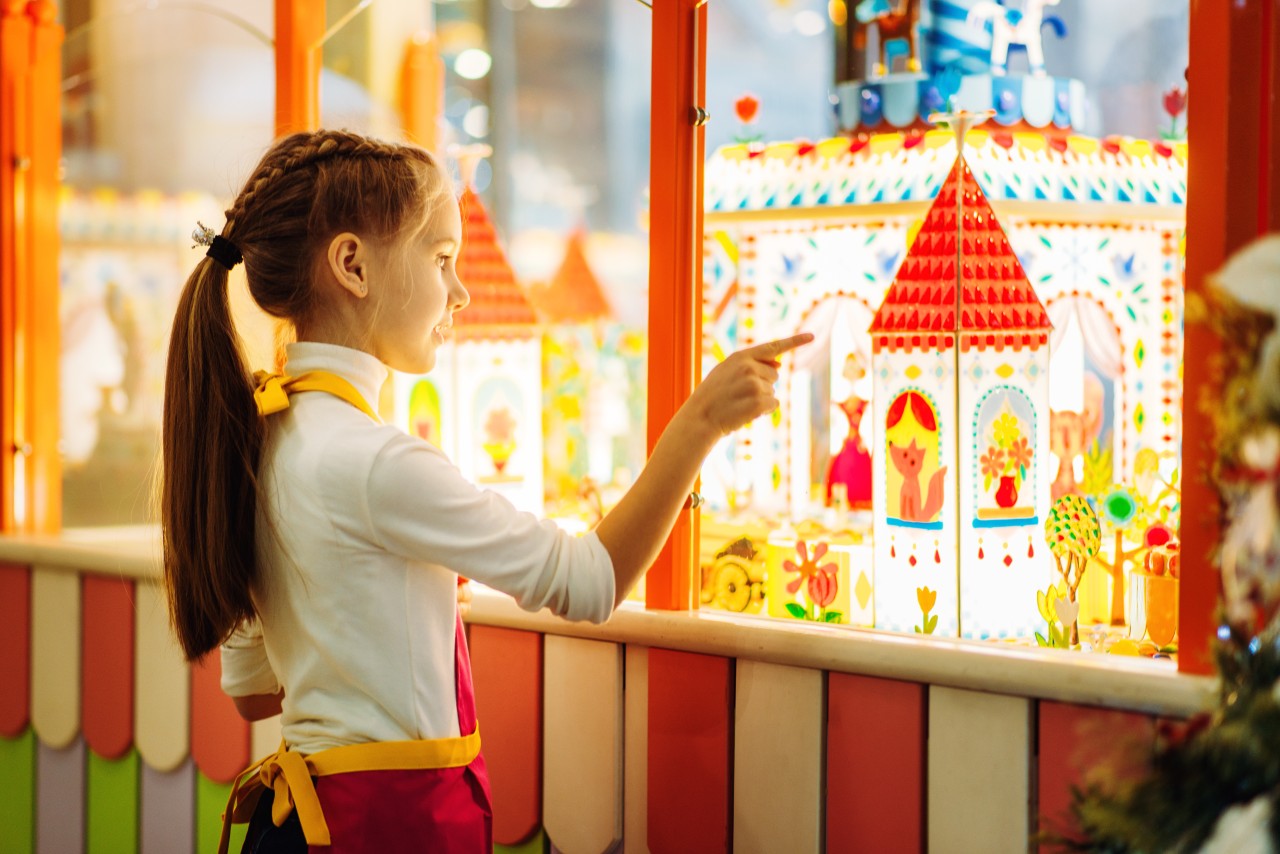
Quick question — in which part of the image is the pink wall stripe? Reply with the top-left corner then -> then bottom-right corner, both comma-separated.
647,649 -> 732,854
1037,701 -> 1156,849
0,564 -> 30,738
141,759 -> 195,854
827,673 -> 925,854
470,625 -> 543,846
190,653 -> 250,785
82,575 -> 135,759
36,736 -> 85,854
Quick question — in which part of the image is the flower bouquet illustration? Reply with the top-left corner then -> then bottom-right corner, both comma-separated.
976,400 -> 1036,523
481,406 -> 517,477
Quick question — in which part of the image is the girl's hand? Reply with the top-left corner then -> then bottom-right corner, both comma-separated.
686,333 -> 814,438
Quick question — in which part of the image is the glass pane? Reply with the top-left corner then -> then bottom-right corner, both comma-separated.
378,1 -> 652,584
60,2 -> 275,527
698,1 -> 1188,651
320,0 -> 428,138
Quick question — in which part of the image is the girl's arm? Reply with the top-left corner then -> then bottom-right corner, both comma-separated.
594,333 -> 812,607
232,689 -> 285,722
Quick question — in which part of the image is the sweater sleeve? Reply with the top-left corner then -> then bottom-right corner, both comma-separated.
220,617 -> 281,698
365,432 -> 617,624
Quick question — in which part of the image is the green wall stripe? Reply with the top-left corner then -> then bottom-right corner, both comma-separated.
497,827 -> 548,854
0,729 -> 35,854
87,748 -> 139,854
196,772 -> 245,854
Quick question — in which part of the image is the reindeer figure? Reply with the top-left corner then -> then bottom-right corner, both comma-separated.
967,0 -> 1063,77
855,0 -> 923,77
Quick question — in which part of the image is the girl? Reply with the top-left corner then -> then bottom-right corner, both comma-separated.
161,129 -> 809,852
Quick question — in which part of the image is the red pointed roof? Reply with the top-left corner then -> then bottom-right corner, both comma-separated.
870,156 -> 1050,338
529,229 -> 614,324
455,187 -> 538,339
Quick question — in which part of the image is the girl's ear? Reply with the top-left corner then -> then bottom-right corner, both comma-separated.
326,232 -> 369,299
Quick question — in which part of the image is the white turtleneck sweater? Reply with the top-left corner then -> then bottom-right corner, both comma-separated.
220,341 -> 616,754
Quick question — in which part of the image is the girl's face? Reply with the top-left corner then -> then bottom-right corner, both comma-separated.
366,192 -> 469,374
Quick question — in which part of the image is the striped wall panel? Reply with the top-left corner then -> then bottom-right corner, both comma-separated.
648,648 -> 733,854
87,747 -> 140,852
83,574 -> 135,759
928,686 -> 1032,853
0,728 -> 35,854
543,636 -> 623,854
36,736 -> 85,854
135,580 -> 189,772
251,714 -> 283,761
1037,701 -> 1157,849
471,625 -> 543,846
827,673 -> 925,853
31,568 -> 81,750
140,760 -> 195,854
0,564 -> 30,737
190,646 -> 250,784
734,660 -> 824,853
623,646 -> 648,854
0,561 -> 1177,853
196,772 -> 244,854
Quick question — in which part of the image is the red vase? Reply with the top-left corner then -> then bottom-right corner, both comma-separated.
995,474 -> 1018,508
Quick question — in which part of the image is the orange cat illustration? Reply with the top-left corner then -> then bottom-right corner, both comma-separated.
889,439 -> 947,522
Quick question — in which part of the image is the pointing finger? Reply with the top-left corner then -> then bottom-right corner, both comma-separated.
742,333 -> 814,364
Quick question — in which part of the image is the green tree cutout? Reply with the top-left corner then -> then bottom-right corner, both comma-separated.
1044,495 -> 1101,646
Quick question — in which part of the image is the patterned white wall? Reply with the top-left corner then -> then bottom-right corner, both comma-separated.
872,350 -> 960,637
957,343 -> 1053,639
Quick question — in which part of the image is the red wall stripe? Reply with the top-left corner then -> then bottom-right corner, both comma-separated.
826,673 -> 925,854
82,575 -> 135,759
470,625 -> 542,846
0,563 -> 30,737
1037,700 -> 1156,850
647,648 -> 732,853
190,652 -> 250,784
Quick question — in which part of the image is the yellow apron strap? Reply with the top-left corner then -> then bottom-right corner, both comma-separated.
218,727 -> 481,850
307,726 -> 481,776
252,369 -> 381,422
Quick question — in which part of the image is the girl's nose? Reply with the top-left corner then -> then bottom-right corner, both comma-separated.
452,281 -> 470,311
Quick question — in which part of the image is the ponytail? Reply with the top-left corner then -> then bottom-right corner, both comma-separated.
161,256 -> 263,661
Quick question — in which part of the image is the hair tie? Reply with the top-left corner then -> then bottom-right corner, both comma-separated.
191,222 -> 243,270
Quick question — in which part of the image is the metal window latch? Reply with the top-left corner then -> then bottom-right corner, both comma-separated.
690,107 -> 710,126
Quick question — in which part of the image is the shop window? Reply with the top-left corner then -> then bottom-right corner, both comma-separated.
59,1 -> 275,527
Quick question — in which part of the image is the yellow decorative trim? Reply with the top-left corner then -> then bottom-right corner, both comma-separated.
869,133 -> 905,154
1066,136 -> 1099,156
1013,132 -> 1048,152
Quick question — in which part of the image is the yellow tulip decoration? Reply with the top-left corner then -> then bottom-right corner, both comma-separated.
915,586 -> 938,635
1044,495 -> 1101,647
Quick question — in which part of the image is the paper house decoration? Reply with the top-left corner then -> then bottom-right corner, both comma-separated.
528,229 -> 644,493
394,185 -> 544,513
870,153 -> 1052,639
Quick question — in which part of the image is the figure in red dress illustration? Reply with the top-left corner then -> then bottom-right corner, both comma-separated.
826,351 -> 873,510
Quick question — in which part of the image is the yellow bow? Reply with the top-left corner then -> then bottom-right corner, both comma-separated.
220,745 -> 330,852
250,369 -> 380,422
253,371 -> 293,416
